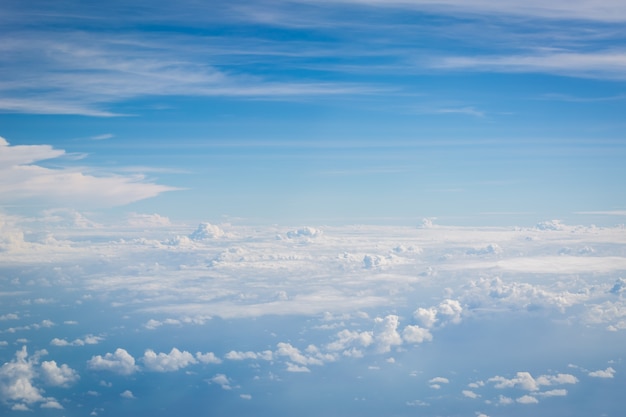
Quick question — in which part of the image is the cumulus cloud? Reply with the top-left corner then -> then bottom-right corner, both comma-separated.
142,348 -> 197,372
0,137 -> 176,207
120,390 -> 135,399
0,346 -> 70,410
0,346 -> 45,405
210,374 -> 232,390
196,352 -> 222,364
402,325 -> 433,344
488,372 -> 578,391
588,367 -> 616,378
516,395 -> 539,404
373,315 -> 403,353
40,361 -> 79,387
189,223 -> 225,240
462,390 -> 479,399
51,335 -> 103,347
87,349 -> 138,375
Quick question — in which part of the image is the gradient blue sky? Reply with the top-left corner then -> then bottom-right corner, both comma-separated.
1,0 -> 625,225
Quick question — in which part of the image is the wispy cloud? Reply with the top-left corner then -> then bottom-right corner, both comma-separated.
431,50 -> 626,80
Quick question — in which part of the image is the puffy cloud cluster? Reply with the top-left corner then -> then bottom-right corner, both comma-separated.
0,346 -> 77,411
87,348 -> 138,375
588,367 -> 616,378
142,348 -> 197,372
413,299 -> 463,328
189,223 -> 225,240
51,335 -> 103,346
285,227 -> 322,239
488,371 -> 578,392
40,361 -> 79,387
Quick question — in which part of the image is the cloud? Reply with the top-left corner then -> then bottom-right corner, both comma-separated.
311,0 -> 626,22
196,352 -> 223,364
402,325 -> 433,344
0,346 -> 69,410
432,51 -> 626,80
120,390 -> 135,399
40,399 -> 64,409
488,372 -> 578,391
87,348 -> 138,375
142,348 -> 197,372
516,395 -> 539,404
0,137 -> 176,207
40,361 -> 79,387
588,367 -> 616,378
373,315 -> 403,353
537,389 -> 568,397
51,335 -> 103,347
462,390 -> 479,399
210,374 -> 233,390
0,346 -> 45,405
189,223 -> 226,240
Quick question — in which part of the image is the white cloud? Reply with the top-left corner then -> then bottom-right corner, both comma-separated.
126,213 -> 171,228
189,223 -> 226,240
40,361 -> 79,387
51,335 -> 103,347
402,325 -> 433,344
196,352 -> 222,364
318,0 -> 626,22
516,395 -> 539,404
210,374 -> 232,390
40,400 -> 64,409
588,367 -> 616,378
0,138 -> 176,207
286,363 -> 311,373
276,343 -> 324,366
87,348 -> 138,375
488,371 -> 578,392
240,394 -> 252,400
224,351 -> 262,361
142,348 -> 197,372
373,315 -> 403,353
462,390 -> 479,399
429,377 -> 449,384
433,51 -> 626,81
0,346 -> 45,405
326,329 -> 374,352
120,390 -> 135,399
537,389 -> 567,397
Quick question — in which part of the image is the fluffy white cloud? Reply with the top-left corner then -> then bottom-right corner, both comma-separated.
40,361 -> 79,387
51,335 -> 103,347
189,223 -> 225,240
516,395 -> 539,404
210,374 -> 232,390
196,352 -> 222,364
142,348 -> 197,372
588,367 -> 616,378
373,315 -> 403,353
120,390 -> 135,399
462,390 -> 479,399
402,325 -> 433,344
488,372 -> 578,392
0,137 -> 176,207
0,347 -> 45,405
87,349 -> 138,375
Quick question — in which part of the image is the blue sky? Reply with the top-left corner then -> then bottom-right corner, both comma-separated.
1,1 -> 626,416
1,0 -> 625,224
